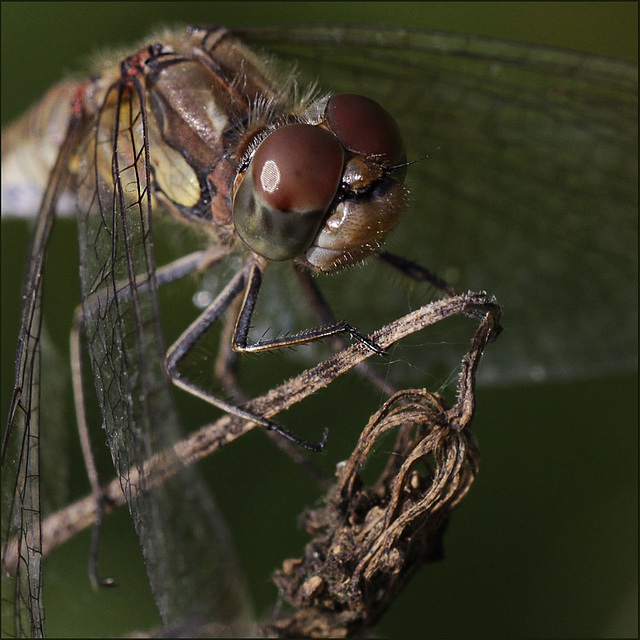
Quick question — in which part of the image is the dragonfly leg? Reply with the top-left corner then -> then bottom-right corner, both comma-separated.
165,258 -> 328,452
377,250 -> 458,296
70,308 -> 115,588
212,287 -> 331,487
214,295 -> 246,405
293,264 -> 397,396
377,251 -> 500,328
233,259 -> 387,355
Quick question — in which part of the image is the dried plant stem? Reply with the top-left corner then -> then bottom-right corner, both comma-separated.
3,291 -> 500,576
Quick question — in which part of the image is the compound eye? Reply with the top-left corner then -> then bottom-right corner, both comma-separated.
253,123 -> 344,213
326,93 -> 405,164
233,123 -> 344,261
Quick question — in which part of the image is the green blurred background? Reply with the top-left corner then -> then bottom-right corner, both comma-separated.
1,2 -> 637,637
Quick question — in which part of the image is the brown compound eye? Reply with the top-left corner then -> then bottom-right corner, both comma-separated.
233,123 -> 344,261
325,93 -> 405,164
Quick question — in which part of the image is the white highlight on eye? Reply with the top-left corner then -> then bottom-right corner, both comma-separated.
260,160 -> 280,193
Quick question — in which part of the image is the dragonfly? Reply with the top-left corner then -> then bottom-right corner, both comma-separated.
1,22 -> 637,638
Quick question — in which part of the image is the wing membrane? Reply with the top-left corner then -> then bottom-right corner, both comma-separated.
1,108 -> 82,638
74,73 -> 251,630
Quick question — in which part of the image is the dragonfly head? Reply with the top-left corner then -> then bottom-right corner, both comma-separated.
232,94 -> 407,272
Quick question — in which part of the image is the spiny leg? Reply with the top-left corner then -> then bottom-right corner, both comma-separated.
165,258 -> 328,452
70,309 -> 115,588
377,250 -> 457,297
214,299 -> 331,488
293,263 -> 397,397
214,294 -> 246,406
233,258 -> 386,355
378,250 -> 502,328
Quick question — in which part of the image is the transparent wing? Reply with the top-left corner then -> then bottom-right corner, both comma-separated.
1,107 -> 81,638
236,24 -> 638,385
72,71 -> 252,630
